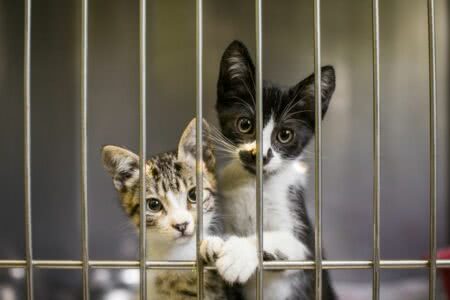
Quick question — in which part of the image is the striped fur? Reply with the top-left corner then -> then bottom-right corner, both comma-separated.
102,119 -> 229,300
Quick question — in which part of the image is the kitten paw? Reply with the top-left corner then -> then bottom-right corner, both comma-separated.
215,236 -> 258,284
200,236 -> 224,264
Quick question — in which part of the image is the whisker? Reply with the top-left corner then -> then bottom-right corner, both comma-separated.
279,90 -> 309,121
208,135 -> 236,151
213,146 -> 236,155
208,125 -> 237,149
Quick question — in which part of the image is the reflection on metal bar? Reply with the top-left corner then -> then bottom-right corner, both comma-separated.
80,0 -> 89,299
24,0 -> 34,299
195,0 -> 204,299
2,259 -> 450,269
139,0 -> 147,299
427,0 -> 437,299
313,0 -> 322,299
255,0 -> 264,299
371,0 -> 381,299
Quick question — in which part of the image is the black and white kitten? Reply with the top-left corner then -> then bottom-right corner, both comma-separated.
201,41 -> 337,300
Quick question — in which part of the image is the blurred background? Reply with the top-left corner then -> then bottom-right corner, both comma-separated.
0,0 -> 449,299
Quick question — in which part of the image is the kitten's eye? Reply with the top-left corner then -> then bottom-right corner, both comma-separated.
146,198 -> 162,212
187,187 -> 196,203
236,117 -> 253,134
277,129 -> 294,144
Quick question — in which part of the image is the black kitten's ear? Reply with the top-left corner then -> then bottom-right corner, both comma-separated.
289,65 -> 336,125
177,118 -> 216,172
101,145 -> 139,192
217,40 -> 255,104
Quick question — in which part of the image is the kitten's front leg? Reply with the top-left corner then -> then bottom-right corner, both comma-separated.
260,231 -> 310,262
200,235 -> 225,264
201,235 -> 258,284
201,231 -> 309,284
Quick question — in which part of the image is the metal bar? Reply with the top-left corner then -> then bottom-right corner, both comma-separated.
255,0 -> 264,299
24,0 -> 34,299
427,0 -> 437,299
80,0 -> 89,298
371,0 -> 381,299
0,259 -> 445,269
3,259 -> 450,269
195,0 -> 204,299
313,0 -> 322,299
139,0 -> 147,299
265,260 -> 442,270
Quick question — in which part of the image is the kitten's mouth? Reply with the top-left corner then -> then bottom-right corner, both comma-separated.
176,230 -> 194,238
174,234 -> 194,243
239,149 -> 275,176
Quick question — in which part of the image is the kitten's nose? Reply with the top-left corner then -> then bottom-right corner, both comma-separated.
172,222 -> 189,234
239,148 -> 273,166
264,148 -> 273,164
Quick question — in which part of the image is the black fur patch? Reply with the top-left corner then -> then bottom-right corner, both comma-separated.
128,203 -> 139,217
216,40 -> 336,167
215,40 -> 337,300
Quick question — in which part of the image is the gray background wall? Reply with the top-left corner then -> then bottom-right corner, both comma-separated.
0,0 -> 448,298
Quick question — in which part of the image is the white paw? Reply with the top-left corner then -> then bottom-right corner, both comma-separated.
215,236 -> 258,284
200,236 -> 225,263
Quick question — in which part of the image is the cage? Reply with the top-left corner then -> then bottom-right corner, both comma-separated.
0,0 -> 449,299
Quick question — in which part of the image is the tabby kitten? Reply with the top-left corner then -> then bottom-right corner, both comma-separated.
102,119 -> 227,300
201,41 -> 337,299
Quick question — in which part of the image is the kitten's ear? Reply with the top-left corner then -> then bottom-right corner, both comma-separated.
102,145 -> 139,192
217,40 -> 255,104
289,65 -> 336,126
177,118 -> 215,172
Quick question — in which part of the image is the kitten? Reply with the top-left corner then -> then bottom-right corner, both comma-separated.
201,41 -> 337,299
102,119 -> 228,300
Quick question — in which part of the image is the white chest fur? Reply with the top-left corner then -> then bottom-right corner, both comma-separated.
219,160 -> 307,236
218,160 -> 309,300
144,210 -> 214,299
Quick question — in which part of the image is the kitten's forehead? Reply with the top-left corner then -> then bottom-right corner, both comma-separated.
263,86 -> 302,124
146,151 -> 193,196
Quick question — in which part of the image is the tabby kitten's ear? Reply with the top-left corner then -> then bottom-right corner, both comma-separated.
288,65 -> 336,127
177,118 -> 215,172
102,145 -> 139,192
217,40 -> 255,106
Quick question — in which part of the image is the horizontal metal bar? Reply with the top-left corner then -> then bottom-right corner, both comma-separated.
263,260 -> 443,270
1,260 -> 450,270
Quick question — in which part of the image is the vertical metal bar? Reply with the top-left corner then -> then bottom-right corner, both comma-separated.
139,0 -> 147,299
427,0 -> 437,299
24,0 -> 34,299
313,0 -> 322,299
80,0 -> 89,298
371,0 -> 381,299
255,0 -> 264,299
195,0 -> 204,298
